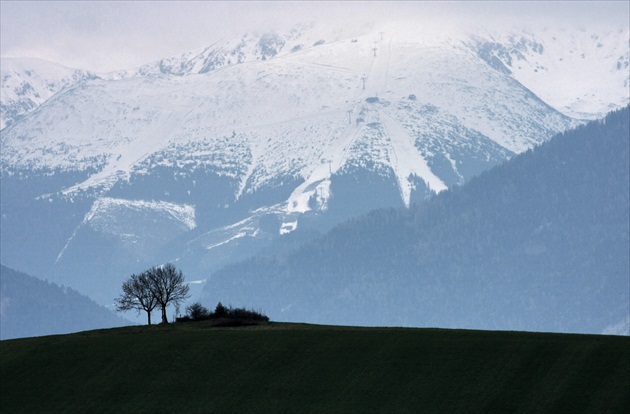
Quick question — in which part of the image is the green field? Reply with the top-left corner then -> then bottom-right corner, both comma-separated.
1,322 -> 628,413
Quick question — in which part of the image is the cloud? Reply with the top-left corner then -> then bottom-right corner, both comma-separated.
1,1 -> 628,72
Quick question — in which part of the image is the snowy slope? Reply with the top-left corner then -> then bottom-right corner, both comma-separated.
1,24 -> 580,203
0,58 -> 97,130
128,21 -> 377,77
1,21 -> 627,306
470,25 -> 630,119
125,21 -> 630,120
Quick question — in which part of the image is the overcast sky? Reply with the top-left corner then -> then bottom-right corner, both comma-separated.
1,1 -> 628,72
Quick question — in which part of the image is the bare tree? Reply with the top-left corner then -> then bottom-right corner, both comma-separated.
115,271 -> 158,325
147,263 -> 190,324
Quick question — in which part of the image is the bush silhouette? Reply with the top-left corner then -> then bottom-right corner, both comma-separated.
186,302 -> 210,320
176,301 -> 269,326
214,302 -> 227,318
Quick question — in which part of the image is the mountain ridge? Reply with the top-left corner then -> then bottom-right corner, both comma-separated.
0,264 -> 128,340
2,21 -> 626,129
201,107 -> 630,334
1,21 -> 627,313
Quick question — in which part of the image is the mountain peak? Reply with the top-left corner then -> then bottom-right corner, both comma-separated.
1,24 -> 627,310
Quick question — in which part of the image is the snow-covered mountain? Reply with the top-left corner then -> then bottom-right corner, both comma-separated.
0,57 -> 97,130
1,21 -> 628,306
468,26 -> 629,119
199,107 -> 630,334
124,21 -> 630,120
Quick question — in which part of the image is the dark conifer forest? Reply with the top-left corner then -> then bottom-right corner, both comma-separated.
203,107 -> 630,334
0,265 -> 127,340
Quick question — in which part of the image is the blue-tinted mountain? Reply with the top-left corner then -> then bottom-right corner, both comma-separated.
1,22 -> 627,309
0,265 -> 128,340
201,107 -> 630,335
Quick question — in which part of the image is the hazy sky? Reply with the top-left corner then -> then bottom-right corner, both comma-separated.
1,1 -> 628,72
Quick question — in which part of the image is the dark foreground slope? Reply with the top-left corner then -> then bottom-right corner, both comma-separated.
203,107 -> 630,333
1,323 -> 628,413
0,265 -> 127,340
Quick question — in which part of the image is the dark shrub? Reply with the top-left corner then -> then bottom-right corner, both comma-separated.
175,316 -> 192,322
186,302 -> 210,320
211,303 -> 269,323
214,302 -> 227,318
225,306 -> 269,322
177,301 -> 269,325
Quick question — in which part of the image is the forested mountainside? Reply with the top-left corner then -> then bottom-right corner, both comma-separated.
0,265 -> 127,340
202,107 -> 630,335
1,22 -> 627,319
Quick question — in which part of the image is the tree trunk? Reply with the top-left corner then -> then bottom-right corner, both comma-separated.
161,305 -> 168,324
147,310 -> 152,326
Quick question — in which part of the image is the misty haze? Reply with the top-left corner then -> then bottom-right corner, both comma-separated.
2,2 -> 629,412
1,1 -> 628,338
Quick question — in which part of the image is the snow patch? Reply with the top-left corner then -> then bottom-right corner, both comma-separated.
280,220 -> 298,235
86,197 -> 196,230
205,232 -> 247,250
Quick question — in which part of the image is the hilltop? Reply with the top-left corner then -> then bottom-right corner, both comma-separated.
1,322 -> 628,413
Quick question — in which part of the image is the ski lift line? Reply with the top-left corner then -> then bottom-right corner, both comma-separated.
380,118 -> 399,165
381,110 -> 448,197
324,114 -> 363,175
381,114 -> 413,207
285,119 -> 362,214
385,40 -> 392,94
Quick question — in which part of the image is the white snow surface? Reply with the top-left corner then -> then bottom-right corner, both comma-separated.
471,24 -> 630,120
0,57 -> 95,130
1,21 -> 627,215
83,197 -> 196,231
55,197 -> 196,262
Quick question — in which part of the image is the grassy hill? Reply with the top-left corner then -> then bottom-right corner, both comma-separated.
1,322 -> 628,413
